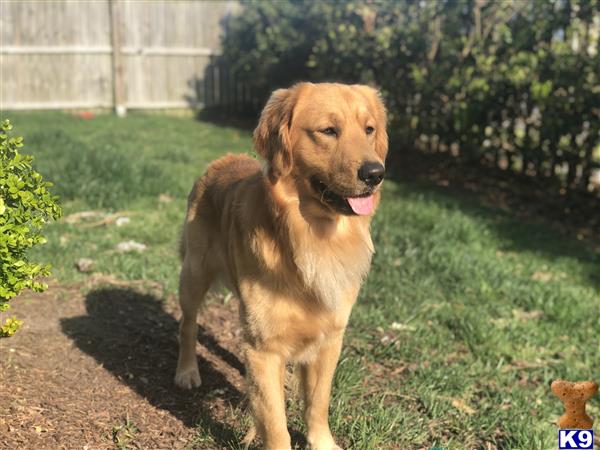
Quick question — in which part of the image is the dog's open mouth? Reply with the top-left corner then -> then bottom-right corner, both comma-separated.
310,177 -> 375,216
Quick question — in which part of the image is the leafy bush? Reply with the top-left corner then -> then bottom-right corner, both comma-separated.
0,120 -> 61,336
220,0 -> 600,190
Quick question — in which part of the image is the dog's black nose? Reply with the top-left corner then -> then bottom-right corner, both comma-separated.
358,161 -> 385,187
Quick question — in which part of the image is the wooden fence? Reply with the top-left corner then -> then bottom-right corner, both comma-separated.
0,0 -> 243,113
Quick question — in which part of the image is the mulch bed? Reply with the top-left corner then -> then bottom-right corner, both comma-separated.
0,278 -> 246,449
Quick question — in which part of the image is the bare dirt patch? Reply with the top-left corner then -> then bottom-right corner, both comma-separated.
0,279 -> 246,449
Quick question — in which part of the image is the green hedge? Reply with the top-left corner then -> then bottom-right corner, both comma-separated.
0,120 -> 61,336
220,0 -> 600,190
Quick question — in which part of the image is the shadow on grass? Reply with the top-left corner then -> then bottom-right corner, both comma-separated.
386,149 -> 600,290
60,287 -> 243,448
195,107 -> 257,132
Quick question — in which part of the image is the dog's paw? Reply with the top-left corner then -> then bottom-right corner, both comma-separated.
306,435 -> 342,450
174,366 -> 201,389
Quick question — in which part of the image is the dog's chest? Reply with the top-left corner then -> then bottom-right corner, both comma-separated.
292,222 -> 374,309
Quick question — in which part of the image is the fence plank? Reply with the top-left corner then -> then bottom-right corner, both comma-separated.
109,0 -> 126,115
1,0 -> 240,111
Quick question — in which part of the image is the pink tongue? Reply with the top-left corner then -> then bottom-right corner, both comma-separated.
347,195 -> 374,215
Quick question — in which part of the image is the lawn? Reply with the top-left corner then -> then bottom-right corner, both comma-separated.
5,111 -> 600,449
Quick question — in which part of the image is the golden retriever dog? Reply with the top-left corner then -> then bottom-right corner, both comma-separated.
175,82 -> 388,449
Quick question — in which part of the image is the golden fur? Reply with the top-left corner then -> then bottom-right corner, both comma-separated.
175,82 -> 388,449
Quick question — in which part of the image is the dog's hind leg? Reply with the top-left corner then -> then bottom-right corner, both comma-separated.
175,253 -> 212,389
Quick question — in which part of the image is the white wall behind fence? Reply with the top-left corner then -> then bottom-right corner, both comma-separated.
0,0 -> 239,111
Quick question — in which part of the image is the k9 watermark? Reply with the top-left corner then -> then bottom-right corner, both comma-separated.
558,429 -> 594,450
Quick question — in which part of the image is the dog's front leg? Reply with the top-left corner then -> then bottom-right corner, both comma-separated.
245,346 -> 291,449
300,331 -> 344,450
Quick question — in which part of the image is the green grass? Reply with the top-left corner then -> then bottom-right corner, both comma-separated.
8,111 -> 250,292
6,111 -> 600,449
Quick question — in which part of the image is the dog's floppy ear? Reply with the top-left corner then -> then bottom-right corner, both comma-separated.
253,87 -> 297,181
354,85 -> 388,160
373,90 -> 389,160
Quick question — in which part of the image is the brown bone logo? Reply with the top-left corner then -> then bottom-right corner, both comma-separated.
551,380 -> 598,429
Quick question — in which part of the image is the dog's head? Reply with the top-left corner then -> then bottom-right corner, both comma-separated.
254,82 -> 388,217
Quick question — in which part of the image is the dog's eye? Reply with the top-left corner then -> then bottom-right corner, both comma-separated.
320,127 -> 338,137
366,126 -> 375,135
